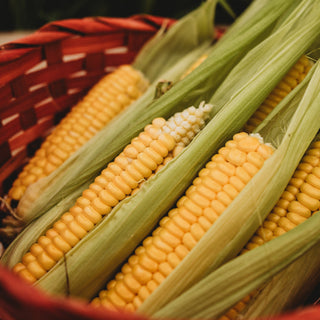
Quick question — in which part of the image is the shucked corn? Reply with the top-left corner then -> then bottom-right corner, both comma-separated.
7,65 -> 149,205
220,138 -> 320,320
91,132 -> 274,311
12,103 -> 213,283
243,56 -> 312,132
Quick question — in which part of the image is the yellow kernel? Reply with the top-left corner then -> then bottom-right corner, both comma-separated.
300,182 -> 320,200
114,281 -> 135,303
190,223 -> 206,241
99,189 -> 119,207
183,232 -> 197,250
167,252 -> 181,268
26,261 -> 46,279
281,191 -> 295,202
132,265 -> 152,285
226,148 -> 247,166
145,244 -> 167,263
138,253 -> 158,273
158,262 -> 173,277
242,162 -> 259,176
146,280 -> 158,293
160,219 -> 184,239
223,184 -> 239,200
91,197 -> 111,215
132,159 -> 153,178
138,286 -> 151,301
123,273 -> 141,294
172,213 -> 190,232
137,152 -> 158,171
203,207 -> 219,223
188,191 -> 211,209
216,191 -> 233,207
296,192 -> 320,211
217,162 -> 236,177
202,175 -> 222,193
238,136 -> 260,152
22,253 -> 36,264
179,206 -> 198,224
175,244 -> 190,260
83,205 -> 103,224
209,168 -> 229,185
194,184 -> 216,201
76,196 -> 91,209
17,268 -> 38,283
229,176 -> 245,192
257,227 -> 273,242
287,212 -> 307,226
211,199 -> 226,216
306,173 -> 320,189
37,251 -> 56,271
278,217 -> 296,232
247,151 -> 265,169
74,212 -> 95,231
198,216 -> 212,231
236,167 -> 251,184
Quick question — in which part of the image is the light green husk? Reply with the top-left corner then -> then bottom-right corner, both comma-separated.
138,30 -> 320,315
243,238 -> 320,318
153,212 -> 320,319
139,54 -> 320,315
133,0 -> 218,82
10,1 -> 318,300
16,0 -> 300,224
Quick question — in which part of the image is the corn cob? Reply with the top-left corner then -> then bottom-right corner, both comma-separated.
91,132 -> 274,311
219,138 -> 320,320
243,55 -> 312,133
11,102 -> 213,283
7,65 -> 149,206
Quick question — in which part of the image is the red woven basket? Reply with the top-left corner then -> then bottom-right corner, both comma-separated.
0,14 -> 319,320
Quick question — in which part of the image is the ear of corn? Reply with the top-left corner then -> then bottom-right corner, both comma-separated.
143,57 -> 320,318
5,102 -> 213,286
243,55 -> 312,132
154,211 -> 320,320
7,65 -> 149,207
91,132 -> 275,311
5,0 -> 318,300
15,0 -> 301,224
220,136 -> 320,320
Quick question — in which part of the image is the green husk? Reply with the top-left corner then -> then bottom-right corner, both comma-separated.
18,0 -> 320,300
133,0 -> 218,82
139,59 -> 320,316
17,0 -> 299,224
138,34 -> 320,315
153,212 -> 320,319
243,218 -> 320,319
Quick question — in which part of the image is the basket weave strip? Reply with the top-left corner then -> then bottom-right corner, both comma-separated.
0,15 -> 173,195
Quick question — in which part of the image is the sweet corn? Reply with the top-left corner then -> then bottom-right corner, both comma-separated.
91,132 -> 274,311
220,139 -> 320,320
11,103 -> 213,283
7,65 -> 149,205
244,55 -> 312,132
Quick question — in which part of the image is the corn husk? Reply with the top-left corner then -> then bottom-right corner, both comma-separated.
16,0 -> 300,224
154,212 -> 320,319
5,1 -> 317,302
137,1 -> 320,312
242,219 -> 320,318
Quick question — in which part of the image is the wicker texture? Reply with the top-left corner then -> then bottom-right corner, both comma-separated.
0,15 -> 173,197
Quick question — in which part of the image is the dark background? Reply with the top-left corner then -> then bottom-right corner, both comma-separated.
0,0 -> 252,31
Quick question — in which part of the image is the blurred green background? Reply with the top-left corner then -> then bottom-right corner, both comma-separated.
0,0 -> 251,31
